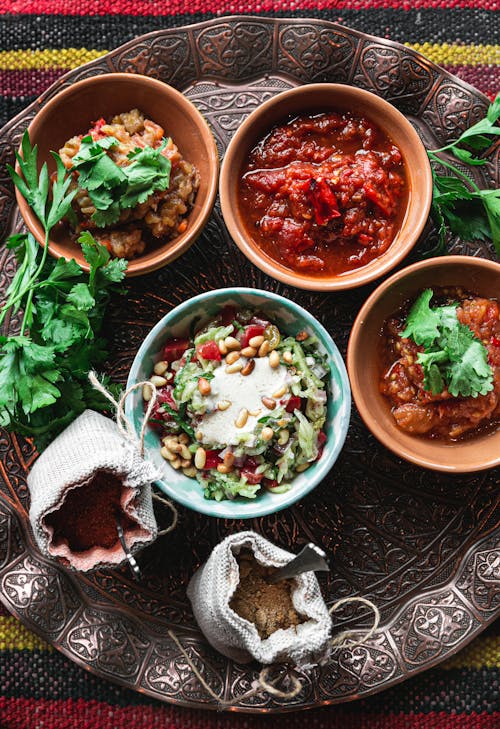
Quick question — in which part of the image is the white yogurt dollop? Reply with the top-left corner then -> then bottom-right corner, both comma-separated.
198,358 -> 289,447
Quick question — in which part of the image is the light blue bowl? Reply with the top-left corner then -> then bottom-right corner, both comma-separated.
125,288 -> 351,519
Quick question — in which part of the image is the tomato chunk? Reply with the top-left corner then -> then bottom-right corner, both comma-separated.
196,340 -> 221,361
162,338 -> 189,363
241,468 -> 264,485
204,450 -> 223,469
286,396 -> 302,413
240,325 -> 265,348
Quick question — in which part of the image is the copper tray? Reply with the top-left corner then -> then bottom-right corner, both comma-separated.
0,16 -> 498,713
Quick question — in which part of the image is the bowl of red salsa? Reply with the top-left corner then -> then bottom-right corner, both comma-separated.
347,256 -> 500,473
220,83 -> 432,291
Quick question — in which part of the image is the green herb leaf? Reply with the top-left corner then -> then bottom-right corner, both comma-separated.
401,289 -> 494,398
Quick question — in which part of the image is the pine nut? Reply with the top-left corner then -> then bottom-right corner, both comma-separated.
261,427 -> 274,441
258,340 -> 270,357
269,350 -> 280,369
217,463 -> 233,474
241,359 -> 255,376
262,396 -> 276,410
142,384 -> 153,402
223,452 -> 235,467
198,377 -> 211,396
154,360 -> 169,376
217,399 -> 232,411
278,429 -> 290,445
272,384 -> 288,399
180,444 -> 192,460
195,447 -> 206,469
164,437 -> 182,453
150,375 -> 167,387
225,351 -> 240,365
160,446 -> 176,461
182,466 -> 197,478
178,433 -> 190,444
296,330 -> 309,342
296,462 -> 310,472
195,430 -> 203,441
170,457 -> 182,470
248,408 -> 262,417
277,418 -> 289,427
224,336 -> 241,351
218,339 -> 228,355
235,408 -> 249,428
226,361 -> 243,374
283,351 -> 293,364
249,334 -> 264,348
180,458 -> 191,468
241,346 -> 257,358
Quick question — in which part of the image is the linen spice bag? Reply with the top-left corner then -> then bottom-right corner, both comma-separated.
187,530 -> 332,668
28,409 -> 159,572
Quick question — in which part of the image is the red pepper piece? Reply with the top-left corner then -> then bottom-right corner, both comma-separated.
162,337 -> 189,363
491,336 -> 500,347
306,178 -> 341,226
364,180 -> 394,217
240,325 -> 265,349
286,396 -> 302,413
196,340 -> 221,361
203,450 -> 223,469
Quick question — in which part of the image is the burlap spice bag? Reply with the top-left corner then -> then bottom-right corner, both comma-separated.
187,531 -> 332,668
28,409 -> 159,572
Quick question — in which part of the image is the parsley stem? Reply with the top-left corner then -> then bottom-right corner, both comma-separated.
427,151 -> 482,194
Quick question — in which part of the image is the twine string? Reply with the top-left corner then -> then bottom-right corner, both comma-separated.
329,596 -> 381,650
88,371 -> 178,540
167,630 -> 302,707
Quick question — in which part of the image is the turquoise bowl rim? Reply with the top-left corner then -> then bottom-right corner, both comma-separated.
125,287 -> 351,519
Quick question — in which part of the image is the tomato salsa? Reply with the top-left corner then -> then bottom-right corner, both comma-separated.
379,288 -> 500,441
238,111 -> 408,276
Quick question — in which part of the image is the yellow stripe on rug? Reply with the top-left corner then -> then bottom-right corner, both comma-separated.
0,48 -> 107,71
0,45 -> 499,72
0,617 -> 52,651
405,42 -> 500,67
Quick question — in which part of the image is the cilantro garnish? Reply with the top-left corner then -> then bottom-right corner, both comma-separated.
427,93 -> 500,257
70,135 -> 171,227
400,289 -> 494,398
1,131 -> 127,450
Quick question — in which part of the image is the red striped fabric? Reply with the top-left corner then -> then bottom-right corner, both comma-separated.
0,698 -> 498,729
0,0 -> 498,16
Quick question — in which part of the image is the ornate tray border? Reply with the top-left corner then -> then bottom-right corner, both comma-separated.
0,16 -> 498,713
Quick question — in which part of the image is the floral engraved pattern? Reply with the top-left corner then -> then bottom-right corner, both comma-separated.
0,17 -> 498,712
277,26 -> 357,82
195,22 -> 272,78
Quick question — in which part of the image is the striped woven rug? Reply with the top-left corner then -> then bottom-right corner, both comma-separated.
0,1 -> 499,727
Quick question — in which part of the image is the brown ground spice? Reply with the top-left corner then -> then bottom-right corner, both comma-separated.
229,550 -> 306,639
45,471 -> 136,552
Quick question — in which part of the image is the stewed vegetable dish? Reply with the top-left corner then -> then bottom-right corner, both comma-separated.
238,111 -> 408,276
380,288 -> 500,440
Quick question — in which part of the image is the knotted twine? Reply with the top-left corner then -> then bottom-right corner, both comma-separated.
88,374 -> 380,706
168,596 -> 380,707
88,371 -> 178,538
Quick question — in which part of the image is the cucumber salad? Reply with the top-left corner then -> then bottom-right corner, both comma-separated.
143,306 -> 330,501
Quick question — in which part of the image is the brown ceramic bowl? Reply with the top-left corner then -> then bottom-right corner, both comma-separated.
219,83 -> 432,291
15,73 -> 219,277
347,256 -> 500,473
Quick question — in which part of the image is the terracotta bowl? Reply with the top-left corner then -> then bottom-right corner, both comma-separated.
219,83 -> 432,291
347,256 -> 500,473
15,73 -> 219,277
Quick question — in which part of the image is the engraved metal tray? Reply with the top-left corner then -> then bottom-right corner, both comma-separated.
0,16 -> 498,713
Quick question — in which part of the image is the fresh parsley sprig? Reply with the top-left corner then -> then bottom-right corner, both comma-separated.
400,289 -> 494,398
70,134 -> 172,227
0,130 -> 128,450
427,93 -> 500,257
